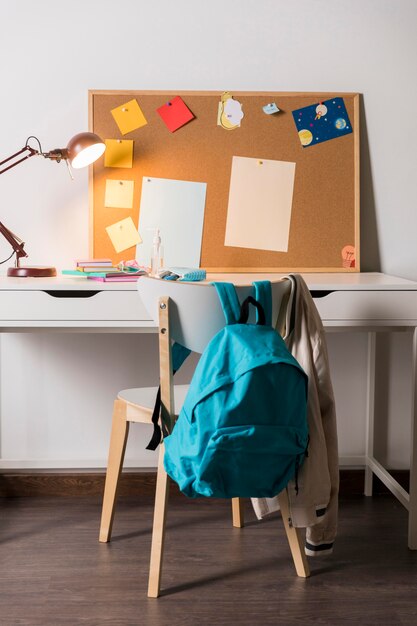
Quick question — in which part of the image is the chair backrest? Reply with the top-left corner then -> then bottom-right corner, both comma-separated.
139,277 -> 291,354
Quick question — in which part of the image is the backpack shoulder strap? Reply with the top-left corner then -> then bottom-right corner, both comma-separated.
253,281 -> 272,327
212,282 -> 241,325
172,342 -> 191,372
146,341 -> 191,451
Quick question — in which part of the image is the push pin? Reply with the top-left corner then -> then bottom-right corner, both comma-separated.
122,107 -> 128,112
258,160 -> 263,165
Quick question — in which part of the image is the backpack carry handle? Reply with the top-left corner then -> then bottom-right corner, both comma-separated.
213,281 -> 270,327
238,296 -> 266,326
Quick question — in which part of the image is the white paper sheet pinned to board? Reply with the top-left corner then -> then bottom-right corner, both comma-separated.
137,177 -> 207,268
224,156 -> 296,252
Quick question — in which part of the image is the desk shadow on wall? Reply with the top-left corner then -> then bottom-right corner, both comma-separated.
360,96 -> 380,272
373,331 -> 413,470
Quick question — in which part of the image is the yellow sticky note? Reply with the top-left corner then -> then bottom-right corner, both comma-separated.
104,179 -> 134,209
104,140 -> 133,168
111,99 -> 147,135
106,217 -> 142,253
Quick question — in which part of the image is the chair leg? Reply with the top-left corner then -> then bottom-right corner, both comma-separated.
99,399 -> 130,543
277,488 -> 310,578
232,498 -> 244,528
148,444 -> 170,598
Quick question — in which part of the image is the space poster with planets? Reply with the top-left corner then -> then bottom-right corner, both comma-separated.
292,97 -> 352,147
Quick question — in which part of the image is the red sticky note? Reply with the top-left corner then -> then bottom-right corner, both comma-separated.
156,96 -> 195,132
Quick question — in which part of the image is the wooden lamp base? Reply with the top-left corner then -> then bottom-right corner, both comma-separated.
7,266 -> 57,278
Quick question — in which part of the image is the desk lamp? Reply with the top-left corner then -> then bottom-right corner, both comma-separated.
0,132 -> 105,277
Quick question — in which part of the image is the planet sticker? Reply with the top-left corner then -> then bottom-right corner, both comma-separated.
335,118 -> 347,130
298,129 -> 313,146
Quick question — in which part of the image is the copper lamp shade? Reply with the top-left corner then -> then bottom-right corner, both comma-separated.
64,132 -> 106,169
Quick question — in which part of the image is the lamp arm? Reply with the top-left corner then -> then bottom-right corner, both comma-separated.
0,145 -> 39,176
0,221 -> 28,267
0,131 -> 104,277
0,137 -> 67,272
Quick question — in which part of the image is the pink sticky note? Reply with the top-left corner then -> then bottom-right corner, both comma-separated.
156,96 -> 195,132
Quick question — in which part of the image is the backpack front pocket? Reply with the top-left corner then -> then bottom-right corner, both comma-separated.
195,424 -> 308,498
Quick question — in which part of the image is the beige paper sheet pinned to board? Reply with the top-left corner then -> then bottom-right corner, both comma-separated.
224,156 -> 296,252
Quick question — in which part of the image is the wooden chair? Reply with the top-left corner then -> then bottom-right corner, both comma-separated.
99,277 -> 309,597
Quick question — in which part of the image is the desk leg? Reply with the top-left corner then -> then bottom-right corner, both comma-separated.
364,332 -> 376,496
408,327 -> 417,549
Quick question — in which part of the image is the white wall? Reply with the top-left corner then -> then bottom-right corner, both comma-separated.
0,0 -> 416,469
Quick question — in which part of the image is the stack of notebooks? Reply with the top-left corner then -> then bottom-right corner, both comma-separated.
62,259 -> 147,282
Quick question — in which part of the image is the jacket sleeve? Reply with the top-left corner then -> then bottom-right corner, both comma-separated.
306,332 -> 339,550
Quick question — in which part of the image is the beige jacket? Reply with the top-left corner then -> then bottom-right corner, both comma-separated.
252,274 -> 339,555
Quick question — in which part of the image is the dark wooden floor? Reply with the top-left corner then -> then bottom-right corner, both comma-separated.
1,493 -> 417,626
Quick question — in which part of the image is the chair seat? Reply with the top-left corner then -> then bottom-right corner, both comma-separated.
118,384 -> 190,415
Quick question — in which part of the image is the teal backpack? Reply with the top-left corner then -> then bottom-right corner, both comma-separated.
147,281 -> 309,499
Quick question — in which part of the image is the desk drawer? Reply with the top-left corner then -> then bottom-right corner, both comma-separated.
313,290 -> 417,322
0,290 -> 151,321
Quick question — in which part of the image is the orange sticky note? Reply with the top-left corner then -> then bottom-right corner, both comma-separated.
111,99 -> 147,135
157,96 -> 195,132
104,179 -> 134,209
106,217 -> 142,253
104,140 -> 133,168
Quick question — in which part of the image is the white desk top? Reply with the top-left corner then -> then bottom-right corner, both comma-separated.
206,273 -> 417,290
0,272 -> 416,291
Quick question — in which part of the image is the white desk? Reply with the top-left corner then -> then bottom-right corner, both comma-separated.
1,271 -> 417,549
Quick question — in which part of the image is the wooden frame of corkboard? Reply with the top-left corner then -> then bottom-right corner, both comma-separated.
89,90 -> 360,272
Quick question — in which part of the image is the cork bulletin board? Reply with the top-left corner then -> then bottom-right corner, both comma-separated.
89,90 -> 360,272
